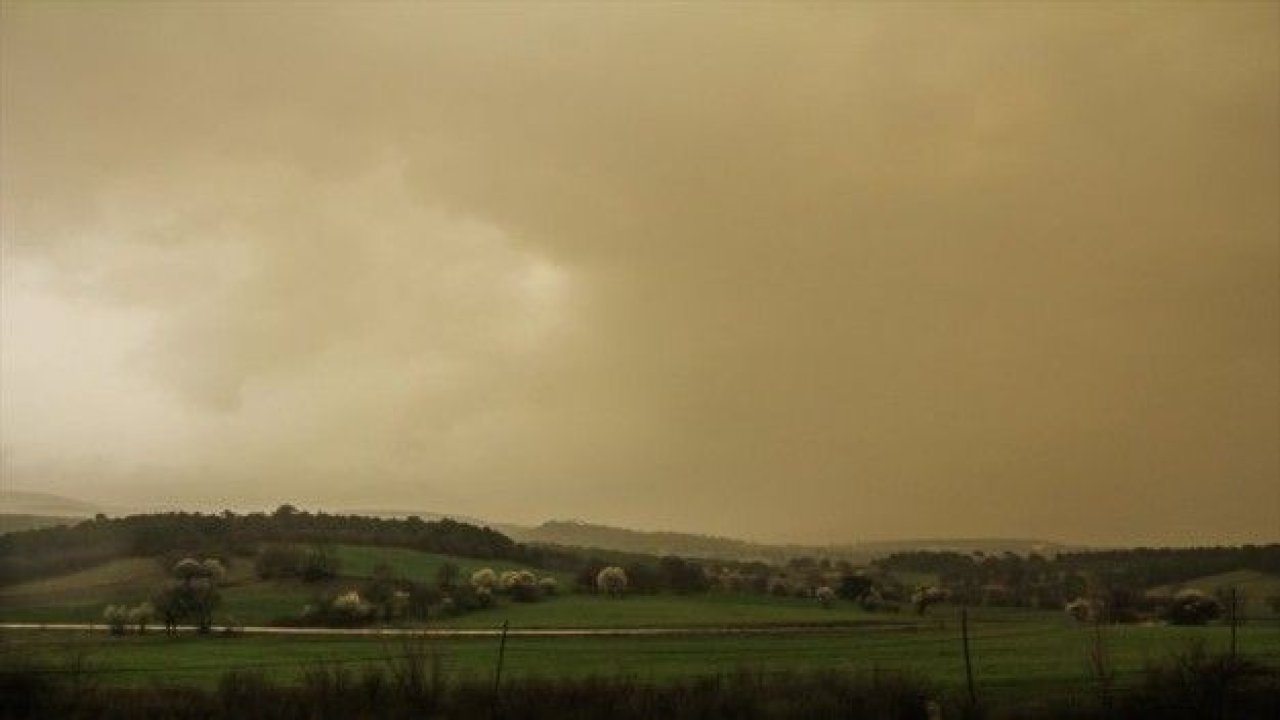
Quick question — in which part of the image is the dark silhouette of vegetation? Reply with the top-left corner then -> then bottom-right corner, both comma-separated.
874,545 -> 1280,615
0,508 -> 561,587
152,558 -> 223,634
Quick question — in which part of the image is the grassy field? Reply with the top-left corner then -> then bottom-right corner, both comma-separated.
5,619 -> 1277,702
1,544 -> 909,628
329,544 -> 574,586
4,544 -> 1279,709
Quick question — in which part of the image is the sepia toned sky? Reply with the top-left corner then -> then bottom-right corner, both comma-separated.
2,2 -> 1277,545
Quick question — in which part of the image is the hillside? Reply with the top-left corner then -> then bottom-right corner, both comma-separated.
0,514 -> 83,535
1147,569 -> 1280,618
0,490 -> 101,517
514,520 -> 1079,564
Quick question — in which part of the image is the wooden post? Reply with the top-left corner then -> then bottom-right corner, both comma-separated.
1229,587 -> 1238,660
492,619 -> 509,716
961,608 -> 977,709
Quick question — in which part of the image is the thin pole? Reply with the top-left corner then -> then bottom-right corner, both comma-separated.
961,608 -> 977,708
493,619 -> 509,701
1229,588 -> 1238,660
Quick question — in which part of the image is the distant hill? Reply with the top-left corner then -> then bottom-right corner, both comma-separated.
511,520 -> 1080,564
0,514 -> 85,535
0,490 -> 101,517
338,507 -> 527,537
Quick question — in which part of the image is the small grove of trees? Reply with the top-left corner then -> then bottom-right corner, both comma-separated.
302,563 -> 564,627
152,557 -> 225,634
2,508 -> 560,589
102,602 -> 154,635
1163,590 -> 1223,626
254,544 -> 339,582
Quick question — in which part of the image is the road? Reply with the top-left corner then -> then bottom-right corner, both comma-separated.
0,621 -> 917,638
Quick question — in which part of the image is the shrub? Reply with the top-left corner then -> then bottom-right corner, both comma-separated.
255,545 -> 305,579
1164,589 -> 1223,626
910,586 -> 947,615
596,566 -> 628,597
103,605 -> 129,635
1065,597 -> 1095,623
300,546 -> 339,582
815,586 -> 835,608
127,602 -> 154,634
470,568 -> 497,590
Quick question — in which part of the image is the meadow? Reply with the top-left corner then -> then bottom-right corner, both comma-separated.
5,617 -> 1278,706
4,535 -> 1279,715
1,543 -> 906,628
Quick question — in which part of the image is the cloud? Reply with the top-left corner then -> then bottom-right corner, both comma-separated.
2,2 -> 1276,542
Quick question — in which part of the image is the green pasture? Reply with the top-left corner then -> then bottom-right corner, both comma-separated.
329,544 -> 574,586
4,620 -> 1277,703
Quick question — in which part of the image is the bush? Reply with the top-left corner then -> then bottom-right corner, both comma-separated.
910,586 -> 946,616
102,605 -> 129,635
1120,641 -> 1280,719
1164,590 -> 1223,626
596,566 -> 628,597
255,545 -> 305,579
300,546 -> 339,582
470,568 -> 497,590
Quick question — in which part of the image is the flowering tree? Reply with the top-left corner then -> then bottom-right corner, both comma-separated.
596,566 -> 628,597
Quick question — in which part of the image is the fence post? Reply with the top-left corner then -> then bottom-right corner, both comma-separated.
1229,587 -> 1238,660
492,619 -> 509,716
961,608 -> 977,709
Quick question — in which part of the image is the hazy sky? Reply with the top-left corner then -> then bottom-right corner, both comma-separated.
2,2 -> 1277,545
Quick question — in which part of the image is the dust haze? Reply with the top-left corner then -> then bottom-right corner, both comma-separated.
2,2 -> 1277,545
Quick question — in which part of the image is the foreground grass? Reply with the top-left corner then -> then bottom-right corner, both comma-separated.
5,619 -> 1277,699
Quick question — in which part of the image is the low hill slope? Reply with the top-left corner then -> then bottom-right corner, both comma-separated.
515,520 -> 1076,564
1147,569 -> 1280,619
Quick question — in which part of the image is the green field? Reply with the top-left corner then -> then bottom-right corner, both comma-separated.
3,543 -> 1279,709
0,544 -> 910,628
5,619 -> 1277,702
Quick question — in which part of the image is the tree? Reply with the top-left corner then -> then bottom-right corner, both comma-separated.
300,545 -> 339,582
470,568 -> 497,590
506,571 -> 540,603
659,556 -> 709,594
1164,590 -> 1223,626
154,557 -> 223,633
436,561 -> 460,591
911,585 -> 947,615
255,544 -> 305,579
128,602 -> 154,634
1065,597 -> 1094,623
538,577 -> 559,596
838,575 -> 874,602
103,605 -> 129,635
596,566 -> 628,597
